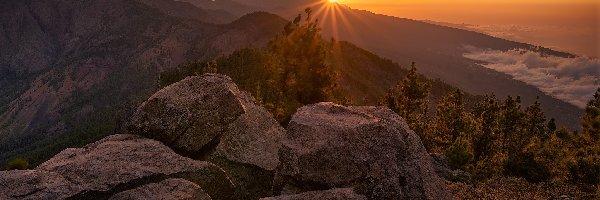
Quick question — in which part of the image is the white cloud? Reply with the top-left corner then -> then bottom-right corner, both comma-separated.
463,48 -> 600,108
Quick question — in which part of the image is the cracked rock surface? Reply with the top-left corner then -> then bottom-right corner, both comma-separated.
275,102 -> 451,200
109,178 -> 212,200
260,188 -> 367,200
128,74 -> 285,199
1,134 -> 234,200
129,74 -> 284,170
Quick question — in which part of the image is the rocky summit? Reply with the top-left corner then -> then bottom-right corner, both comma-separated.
0,74 -> 451,200
129,73 -> 286,199
275,102 -> 451,200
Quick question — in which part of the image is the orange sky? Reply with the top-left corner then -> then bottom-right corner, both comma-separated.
338,0 -> 600,57
340,0 -> 598,26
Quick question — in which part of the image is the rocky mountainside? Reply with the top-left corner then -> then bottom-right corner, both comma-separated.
0,0 -> 287,166
0,74 -> 451,199
0,0 -> 473,168
183,0 -> 584,130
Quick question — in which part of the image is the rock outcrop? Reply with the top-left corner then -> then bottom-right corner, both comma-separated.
0,170 -> 76,200
1,74 -> 456,200
129,74 -> 285,199
260,188 -> 367,200
109,178 -> 212,200
275,102 -> 451,200
1,134 -> 234,200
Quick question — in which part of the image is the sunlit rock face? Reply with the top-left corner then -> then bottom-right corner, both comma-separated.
129,73 -> 286,199
275,102 -> 452,200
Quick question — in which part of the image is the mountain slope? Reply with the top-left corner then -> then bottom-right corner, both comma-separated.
311,6 -> 583,129
187,0 -> 583,129
0,0 -> 286,166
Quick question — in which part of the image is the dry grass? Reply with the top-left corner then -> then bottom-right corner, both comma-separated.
448,177 -> 599,200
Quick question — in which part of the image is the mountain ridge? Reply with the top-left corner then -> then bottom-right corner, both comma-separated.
198,0 -> 584,129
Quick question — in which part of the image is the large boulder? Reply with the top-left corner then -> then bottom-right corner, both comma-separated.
109,178 -> 212,200
13,134 -> 234,200
128,74 -> 285,199
275,102 -> 451,199
260,188 -> 367,200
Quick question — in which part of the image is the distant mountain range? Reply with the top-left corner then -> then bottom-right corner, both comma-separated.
180,0 -> 584,129
0,0 -> 585,166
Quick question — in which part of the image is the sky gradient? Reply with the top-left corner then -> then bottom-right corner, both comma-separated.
339,0 -> 599,57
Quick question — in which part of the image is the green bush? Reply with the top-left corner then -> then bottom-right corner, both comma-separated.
505,154 -> 550,183
5,158 -> 29,170
568,158 -> 600,185
445,139 -> 473,171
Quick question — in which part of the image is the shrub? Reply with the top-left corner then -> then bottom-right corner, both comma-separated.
505,153 -> 550,183
568,157 -> 600,185
445,139 -> 473,171
5,158 -> 29,170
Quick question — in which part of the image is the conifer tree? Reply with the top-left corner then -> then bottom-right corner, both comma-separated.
547,118 -> 557,134
522,98 -> 547,140
568,87 -> 600,185
429,89 -> 475,152
471,95 -> 500,163
499,96 -> 524,152
582,88 -> 600,140
382,62 -> 431,139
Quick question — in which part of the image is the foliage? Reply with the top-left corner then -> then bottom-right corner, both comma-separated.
582,88 -> 600,140
381,78 -> 599,187
445,138 -> 473,171
427,89 -> 477,152
5,158 -> 29,170
505,153 -> 551,183
159,9 -> 344,123
568,156 -> 600,185
565,87 -> 600,185
381,62 -> 431,140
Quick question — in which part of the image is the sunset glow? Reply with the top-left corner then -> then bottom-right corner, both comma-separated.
338,0 -> 599,57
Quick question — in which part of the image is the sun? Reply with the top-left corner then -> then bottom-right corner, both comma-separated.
328,0 -> 338,3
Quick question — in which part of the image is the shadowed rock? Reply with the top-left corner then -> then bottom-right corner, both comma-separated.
0,170 -> 76,200
109,178 -> 212,200
129,74 -> 285,199
275,102 -> 451,200
260,188 -> 367,200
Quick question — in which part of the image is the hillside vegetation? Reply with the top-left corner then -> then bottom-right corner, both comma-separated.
160,10 -> 599,195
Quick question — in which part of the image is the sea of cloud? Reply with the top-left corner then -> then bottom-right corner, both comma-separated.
463,48 -> 600,108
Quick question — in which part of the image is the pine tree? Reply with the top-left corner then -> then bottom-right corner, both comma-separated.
522,98 -> 547,140
498,96 -> 524,152
428,89 -> 475,152
547,118 -> 557,134
568,87 -> 600,185
381,62 -> 431,139
269,8 -> 338,106
582,88 -> 600,140
471,95 -> 500,164
505,98 -> 551,182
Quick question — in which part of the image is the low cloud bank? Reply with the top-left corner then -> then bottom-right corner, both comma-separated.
464,48 -> 600,108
